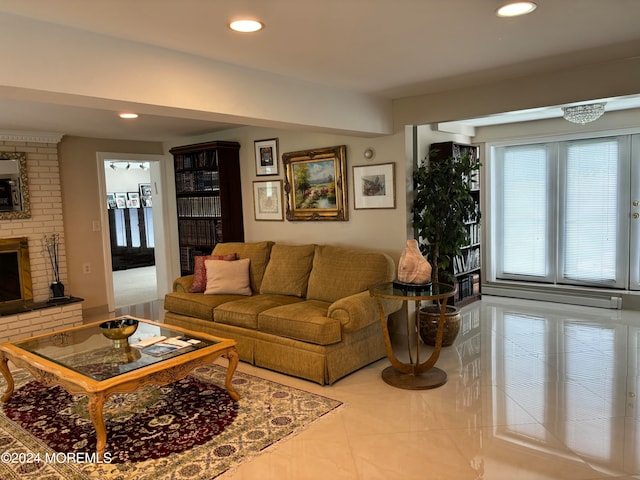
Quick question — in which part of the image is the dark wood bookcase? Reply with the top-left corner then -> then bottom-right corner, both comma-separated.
428,141 -> 481,306
169,141 -> 244,275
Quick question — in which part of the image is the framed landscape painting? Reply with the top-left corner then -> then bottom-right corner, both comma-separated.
282,145 -> 348,221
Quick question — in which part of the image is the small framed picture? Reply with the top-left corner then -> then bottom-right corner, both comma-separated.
127,192 -> 140,208
254,138 -> 279,176
353,162 -> 396,209
114,192 -> 128,209
139,183 -> 152,207
106,193 -> 117,209
253,180 -> 284,221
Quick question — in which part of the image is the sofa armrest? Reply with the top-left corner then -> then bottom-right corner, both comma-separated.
173,275 -> 195,293
328,291 -> 402,332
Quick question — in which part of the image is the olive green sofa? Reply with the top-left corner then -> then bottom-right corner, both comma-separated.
163,241 -> 400,384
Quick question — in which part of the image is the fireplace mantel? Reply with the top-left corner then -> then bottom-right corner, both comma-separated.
0,296 -> 83,317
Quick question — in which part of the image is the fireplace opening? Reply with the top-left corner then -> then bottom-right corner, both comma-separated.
0,237 -> 32,305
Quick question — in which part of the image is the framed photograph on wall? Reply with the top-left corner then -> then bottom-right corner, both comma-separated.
353,162 -> 396,209
114,192 -> 128,209
254,138 -> 279,176
253,180 -> 284,221
282,145 -> 348,221
106,193 -> 117,209
139,183 -> 152,207
127,192 -> 140,208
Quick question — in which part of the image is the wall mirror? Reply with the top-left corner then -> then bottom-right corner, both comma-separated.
0,152 -> 31,219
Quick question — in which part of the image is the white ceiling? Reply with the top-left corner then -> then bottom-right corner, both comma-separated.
1,0 -> 639,140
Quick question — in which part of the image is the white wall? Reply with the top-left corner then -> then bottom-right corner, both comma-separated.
0,12 -> 391,136
104,162 -> 151,193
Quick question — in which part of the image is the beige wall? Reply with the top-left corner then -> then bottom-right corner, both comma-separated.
164,127 -> 412,268
393,56 -> 640,129
58,136 -> 164,313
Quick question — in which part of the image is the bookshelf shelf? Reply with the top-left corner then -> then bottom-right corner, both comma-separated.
170,141 -> 244,275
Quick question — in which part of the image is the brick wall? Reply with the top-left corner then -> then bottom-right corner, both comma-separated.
2,303 -> 83,343
0,132 -> 84,341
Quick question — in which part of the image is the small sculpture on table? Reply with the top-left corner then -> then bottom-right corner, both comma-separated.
394,239 -> 432,291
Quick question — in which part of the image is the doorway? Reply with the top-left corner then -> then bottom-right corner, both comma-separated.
97,153 -> 169,311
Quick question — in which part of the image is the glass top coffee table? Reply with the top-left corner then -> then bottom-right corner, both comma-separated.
0,316 -> 240,458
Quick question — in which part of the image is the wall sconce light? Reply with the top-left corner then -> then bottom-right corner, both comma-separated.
364,148 -> 375,160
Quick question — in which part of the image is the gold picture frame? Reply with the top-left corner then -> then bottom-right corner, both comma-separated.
283,145 -> 348,221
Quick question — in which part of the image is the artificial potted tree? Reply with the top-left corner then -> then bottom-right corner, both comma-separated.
412,144 -> 481,346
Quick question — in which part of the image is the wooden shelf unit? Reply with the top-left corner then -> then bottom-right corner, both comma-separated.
170,141 -> 244,275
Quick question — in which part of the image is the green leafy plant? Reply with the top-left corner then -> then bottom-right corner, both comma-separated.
412,147 -> 481,284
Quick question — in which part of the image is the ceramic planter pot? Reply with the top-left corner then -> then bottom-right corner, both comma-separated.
419,305 -> 461,347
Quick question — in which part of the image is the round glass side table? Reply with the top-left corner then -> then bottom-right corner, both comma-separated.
369,281 -> 456,389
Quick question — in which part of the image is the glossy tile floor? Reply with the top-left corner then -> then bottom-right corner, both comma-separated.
116,295 -> 640,479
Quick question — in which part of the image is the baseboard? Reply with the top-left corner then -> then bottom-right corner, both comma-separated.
483,285 -> 622,309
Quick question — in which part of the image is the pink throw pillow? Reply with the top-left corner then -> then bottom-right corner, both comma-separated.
189,253 -> 237,293
204,258 -> 252,296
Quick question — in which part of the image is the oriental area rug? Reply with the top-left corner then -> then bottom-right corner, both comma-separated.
0,364 -> 342,479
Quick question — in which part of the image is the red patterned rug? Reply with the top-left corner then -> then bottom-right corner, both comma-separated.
0,364 -> 342,479
3,374 -> 238,463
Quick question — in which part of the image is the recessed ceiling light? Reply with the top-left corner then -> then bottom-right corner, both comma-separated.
496,2 -> 537,17
119,113 -> 138,119
229,19 -> 264,33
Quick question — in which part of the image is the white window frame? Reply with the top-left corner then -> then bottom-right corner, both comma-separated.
488,132 -> 634,290
556,136 -> 630,289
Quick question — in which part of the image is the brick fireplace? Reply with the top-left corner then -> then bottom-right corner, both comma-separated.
0,132 -> 83,342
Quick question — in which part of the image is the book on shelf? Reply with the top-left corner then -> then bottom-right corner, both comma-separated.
177,196 -> 222,217
178,219 -> 218,245
174,150 -> 218,170
467,223 -> 480,245
175,171 -> 220,193
180,246 -> 210,273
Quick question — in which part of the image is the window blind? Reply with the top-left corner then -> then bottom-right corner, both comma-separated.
501,144 -> 549,277
562,139 -> 619,283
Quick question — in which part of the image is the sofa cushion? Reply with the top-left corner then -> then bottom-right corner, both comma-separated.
189,253 -> 237,293
306,245 -> 396,303
212,241 -> 274,292
259,244 -> 315,297
163,292 -> 243,322
204,258 -> 252,296
214,294 -> 304,329
258,300 -> 341,345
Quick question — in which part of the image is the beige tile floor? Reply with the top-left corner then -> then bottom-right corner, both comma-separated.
109,295 -> 640,479
112,266 -> 158,308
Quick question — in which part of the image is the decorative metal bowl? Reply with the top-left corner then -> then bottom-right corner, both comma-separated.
99,318 -> 139,348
